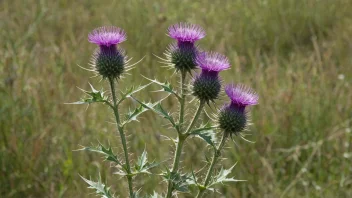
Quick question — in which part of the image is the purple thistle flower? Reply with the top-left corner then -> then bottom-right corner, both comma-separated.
168,23 -> 205,44
218,84 -> 258,135
164,23 -> 204,73
225,84 -> 259,112
192,52 -> 230,102
88,26 -> 128,79
88,26 -> 127,47
197,52 -> 230,76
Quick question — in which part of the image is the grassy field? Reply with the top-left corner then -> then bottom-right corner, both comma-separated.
1,0 -> 352,197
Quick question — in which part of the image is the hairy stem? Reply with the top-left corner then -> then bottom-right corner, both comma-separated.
166,100 -> 206,197
178,71 -> 186,132
196,133 -> 228,198
109,78 -> 134,197
185,100 -> 205,134
171,135 -> 186,173
166,135 -> 185,198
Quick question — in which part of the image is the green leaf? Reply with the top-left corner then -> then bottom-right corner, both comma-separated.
208,163 -> 245,188
113,169 -> 128,176
154,103 -> 177,127
123,104 -> 150,126
67,83 -> 108,105
143,76 -> 180,100
77,143 -> 121,165
162,170 -> 192,193
190,123 -> 217,147
80,174 -> 114,198
118,83 -> 152,105
139,161 -> 161,174
136,149 -> 148,171
132,97 -> 177,129
134,149 -> 161,175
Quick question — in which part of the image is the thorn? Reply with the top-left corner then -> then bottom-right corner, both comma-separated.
77,63 -> 96,72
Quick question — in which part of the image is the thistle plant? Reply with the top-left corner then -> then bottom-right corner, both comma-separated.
70,26 -> 158,198
71,23 -> 258,198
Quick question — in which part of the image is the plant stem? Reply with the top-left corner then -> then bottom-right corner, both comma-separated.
171,135 -> 185,173
178,71 -> 186,132
166,100 -> 206,198
196,133 -> 228,198
185,100 -> 205,134
108,78 -> 134,198
166,134 -> 185,198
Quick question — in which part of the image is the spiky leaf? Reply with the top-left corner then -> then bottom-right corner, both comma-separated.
208,164 -> 244,188
132,97 -> 177,129
67,83 -> 108,105
162,170 -> 192,193
143,76 -> 180,100
134,149 -> 160,174
190,123 -> 217,147
118,83 -> 152,105
136,149 -> 148,170
77,143 -> 121,165
154,103 -> 176,127
123,104 -> 150,125
80,174 -> 114,198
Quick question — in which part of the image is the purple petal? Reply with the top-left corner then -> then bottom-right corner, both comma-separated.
196,52 -> 230,72
225,84 -> 259,106
167,23 -> 205,43
88,26 -> 127,46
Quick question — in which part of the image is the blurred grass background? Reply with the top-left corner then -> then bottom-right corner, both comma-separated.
1,0 -> 352,197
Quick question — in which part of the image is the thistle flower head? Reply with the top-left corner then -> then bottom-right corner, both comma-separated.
197,52 -> 230,73
225,84 -> 259,110
218,84 -> 259,135
88,26 -> 128,79
168,23 -> 205,43
218,104 -> 247,135
192,52 -> 230,102
166,42 -> 199,73
91,48 -> 126,79
88,26 -> 127,47
163,23 -> 205,74
192,73 -> 221,102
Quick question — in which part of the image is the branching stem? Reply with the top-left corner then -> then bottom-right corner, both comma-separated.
166,94 -> 206,197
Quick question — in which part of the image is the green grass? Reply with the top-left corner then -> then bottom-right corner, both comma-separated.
1,0 -> 352,197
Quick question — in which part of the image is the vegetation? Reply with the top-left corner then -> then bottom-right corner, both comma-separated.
1,0 -> 352,197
